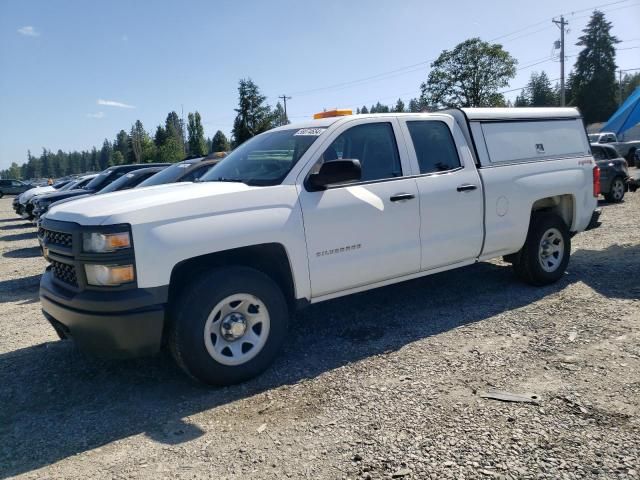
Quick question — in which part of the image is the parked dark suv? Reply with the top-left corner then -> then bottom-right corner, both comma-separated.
27,163 -> 169,219
591,144 -> 630,203
0,179 -> 31,198
137,156 -> 223,188
33,166 -> 167,221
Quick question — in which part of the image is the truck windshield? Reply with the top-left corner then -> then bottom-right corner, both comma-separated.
138,162 -> 189,187
588,134 -> 600,142
200,128 -> 324,186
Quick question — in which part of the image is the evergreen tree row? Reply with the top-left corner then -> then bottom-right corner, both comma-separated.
1,111 -> 230,180
2,10 -> 633,181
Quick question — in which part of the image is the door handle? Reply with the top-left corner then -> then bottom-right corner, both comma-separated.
456,184 -> 478,192
390,193 -> 415,202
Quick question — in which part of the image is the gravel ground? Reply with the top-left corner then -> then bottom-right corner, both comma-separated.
0,184 -> 639,480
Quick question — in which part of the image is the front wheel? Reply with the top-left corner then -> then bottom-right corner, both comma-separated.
168,266 -> 289,385
604,177 -> 625,203
512,213 -> 571,286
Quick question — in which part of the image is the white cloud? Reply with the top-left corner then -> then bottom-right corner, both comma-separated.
18,26 -> 40,37
87,112 -> 105,119
97,99 -> 135,109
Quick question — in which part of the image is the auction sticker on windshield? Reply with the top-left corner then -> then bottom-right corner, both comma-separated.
294,128 -> 326,136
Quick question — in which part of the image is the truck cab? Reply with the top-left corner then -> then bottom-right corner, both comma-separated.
39,108 -> 600,385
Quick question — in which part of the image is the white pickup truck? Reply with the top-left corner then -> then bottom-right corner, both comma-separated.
588,131 -> 640,164
39,107 -> 601,385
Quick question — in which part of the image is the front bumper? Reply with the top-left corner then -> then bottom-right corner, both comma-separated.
586,208 -> 602,231
40,268 -> 168,358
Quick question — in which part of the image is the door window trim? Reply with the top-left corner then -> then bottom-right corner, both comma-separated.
398,116 -> 469,178
301,118 -> 412,192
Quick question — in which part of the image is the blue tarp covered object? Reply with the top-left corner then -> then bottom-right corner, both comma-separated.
600,86 -> 640,136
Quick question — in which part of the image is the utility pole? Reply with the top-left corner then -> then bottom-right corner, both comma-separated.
181,104 -> 186,155
278,94 -> 291,123
618,70 -> 623,106
552,16 -> 568,106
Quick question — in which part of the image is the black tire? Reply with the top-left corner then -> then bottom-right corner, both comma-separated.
0,191 -> 4,199
604,177 -> 625,203
512,213 -> 571,286
25,204 -> 34,220
168,266 -> 289,385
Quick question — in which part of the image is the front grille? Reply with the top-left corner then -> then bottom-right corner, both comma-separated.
39,228 -> 73,249
51,260 -> 78,287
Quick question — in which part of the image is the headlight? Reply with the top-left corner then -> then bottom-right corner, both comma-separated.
83,232 -> 131,253
85,264 -> 135,286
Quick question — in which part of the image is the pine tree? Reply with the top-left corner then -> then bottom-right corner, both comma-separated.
112,151 -> 125,166
165,111 -> 185,154
129,120 -> 148,163
360,105 -> 369,114
99,139 -> 113,170
408,98 -> 422,112
187,111 -> 207,157
232,78 -> 274,145
394,99 -> 405,113
211,130 -> 230,153
571,10 -> 620,124
154,125 -> 168,147
114,130 -> 130,161
525,71 -> 556,106
272,102 -> 289,127
621,72 -> 640,103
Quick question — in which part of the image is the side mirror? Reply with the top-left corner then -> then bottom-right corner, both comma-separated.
308,159 -> 361,190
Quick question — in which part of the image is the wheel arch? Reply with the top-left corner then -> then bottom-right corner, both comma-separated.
168,243 -> 298,313
530,194 -> 575,231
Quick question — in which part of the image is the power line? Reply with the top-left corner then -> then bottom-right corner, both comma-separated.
277,0 -> 639,100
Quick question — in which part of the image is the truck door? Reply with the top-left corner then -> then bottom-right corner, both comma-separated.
398,117 -> 484,270
298,119 -> 421,298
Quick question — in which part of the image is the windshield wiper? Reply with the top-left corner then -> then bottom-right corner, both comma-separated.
212,177 -> 246,184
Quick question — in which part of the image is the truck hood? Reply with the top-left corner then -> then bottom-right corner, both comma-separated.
20,186 -> 55,204
47,181 -> 278,226
35,188 -> 91,204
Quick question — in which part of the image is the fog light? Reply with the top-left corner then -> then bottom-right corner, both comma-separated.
85,264 -> 135,286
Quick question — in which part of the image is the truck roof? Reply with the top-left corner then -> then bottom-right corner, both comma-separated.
461,107 -> 581,120
270,107 -> 583,133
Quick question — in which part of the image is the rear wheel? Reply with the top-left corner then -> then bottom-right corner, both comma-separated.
512,213 -> 571,286
0,191 -> 4,199
168,266 -> 288,385
604,177 -> 625,203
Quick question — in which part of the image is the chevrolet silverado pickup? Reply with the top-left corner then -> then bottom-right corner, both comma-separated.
39,107 -> 601,385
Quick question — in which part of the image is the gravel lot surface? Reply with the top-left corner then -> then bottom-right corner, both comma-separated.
0,183 -> 639,480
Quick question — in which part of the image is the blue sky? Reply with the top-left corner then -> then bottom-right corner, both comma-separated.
1,0 -> 639,169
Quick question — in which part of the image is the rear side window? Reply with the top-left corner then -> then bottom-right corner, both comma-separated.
605,147 -> 619,159
407,121 -> 461,174
320,122 -> 402,182
592,146 -> 606,161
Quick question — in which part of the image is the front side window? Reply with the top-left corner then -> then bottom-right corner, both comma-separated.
316,122 -> 402,183
181,164 -> 215,182
201,128 -> 323,186
407,121 -> 461,174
